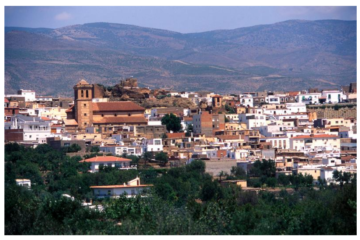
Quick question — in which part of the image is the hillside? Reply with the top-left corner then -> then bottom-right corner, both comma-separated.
5,20 -> 356,96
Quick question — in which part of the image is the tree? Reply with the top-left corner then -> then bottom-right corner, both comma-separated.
200,180 -> 222,201
186,160 -> 205,174
142,151 -> 153,166
218,171 -> 226,181
90,146 -> 100,153
278,173 -> 290,187
63,144 -> 81,153
249,159 -> 276,178
230,166 -> 247,180
161,133 -> 168,139
161,113 -> 182,132
225,104 -> 235,114
185,124 -> 193,137
155,152 -> 168,167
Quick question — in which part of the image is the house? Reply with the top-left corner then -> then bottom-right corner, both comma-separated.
100,144 -> 143,157
18,89 -> 36,102
238,113 -> 266,130
290,134 -> 340,151
260,136 -> 290,149
228,149 -> 249,160
143,138 -> 163,152
320,167 -> 335,183
239,94 -> 253,107
296,93 -> 321,104
193,111 -> 225,137
321,90 -> 346,104
79,156 -> 134,173
265,95 -> 281,104
90,177 -> 153,198
16,179 -> 31,189
8,114 -> 51,143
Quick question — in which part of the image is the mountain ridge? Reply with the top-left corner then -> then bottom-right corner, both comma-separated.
5,19 -> 356,96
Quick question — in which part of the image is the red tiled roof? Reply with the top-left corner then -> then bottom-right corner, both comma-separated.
291,134 -> 338,139
92,102 -> 145,112
64,119 -> 78,126
288,91 -> 300,96
4,98 -> 9,103
167,132 -> 186,139
183,117 -> 193,121
212,95 -> 223,98
93,116 -> 147,124
341,156 -> 353,161
217,135 -> 241,140
80,156 -> 131,163
65,105 -> 74,113
90,184 -> 153,189
41,116 -> 51,121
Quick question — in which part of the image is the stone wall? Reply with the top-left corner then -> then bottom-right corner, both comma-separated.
307,103 -> 357,119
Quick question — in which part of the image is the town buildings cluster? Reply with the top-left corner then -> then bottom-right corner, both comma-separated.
5,78 -> 357,196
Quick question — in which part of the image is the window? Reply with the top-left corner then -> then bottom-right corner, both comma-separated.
81,90 -> 84,98
84,113 -> 87,116
114,114 -> 117,117
128,113 -> 131,116
86,90 -> 89,98
84,104 -> 87,107
101,114 -> 104,117
328,94 -> 331,99
84,122 -> 87,126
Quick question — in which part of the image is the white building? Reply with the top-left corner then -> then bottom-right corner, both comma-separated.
321,90 -> 346,104
228,149 -> 249,160
290,134 -> 341,151
79,156 -> 135,173
91,177 -> 152,199
260,136 -> 290,149
35,96 -> 52,101
144,138 -> 163,152
18,89 -> 36,102
265,95 -> 281,104
285,102 -> 307,113
296,93 -> 321,104
100,145 -> 143,157
238,113 -> 266,130
239,94 -> 254,107
16,179 -> 31,189
9,114 -> 51,143
320,167 -> 335,183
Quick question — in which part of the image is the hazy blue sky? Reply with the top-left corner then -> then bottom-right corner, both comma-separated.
5,6 -> 357,33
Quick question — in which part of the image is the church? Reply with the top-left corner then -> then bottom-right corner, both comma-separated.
65,79 -> 147,133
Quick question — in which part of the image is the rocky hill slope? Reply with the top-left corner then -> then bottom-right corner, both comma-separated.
5,20 -> 356,96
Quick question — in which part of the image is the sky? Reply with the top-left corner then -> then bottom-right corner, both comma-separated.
4,6 -> 357,33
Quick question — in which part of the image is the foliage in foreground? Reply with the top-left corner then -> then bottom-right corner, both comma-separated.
4,143 -> 357,235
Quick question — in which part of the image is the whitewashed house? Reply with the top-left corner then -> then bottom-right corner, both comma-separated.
91,177 -> 153,199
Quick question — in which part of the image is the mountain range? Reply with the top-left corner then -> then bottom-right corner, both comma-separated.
5,20 -> 356,96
